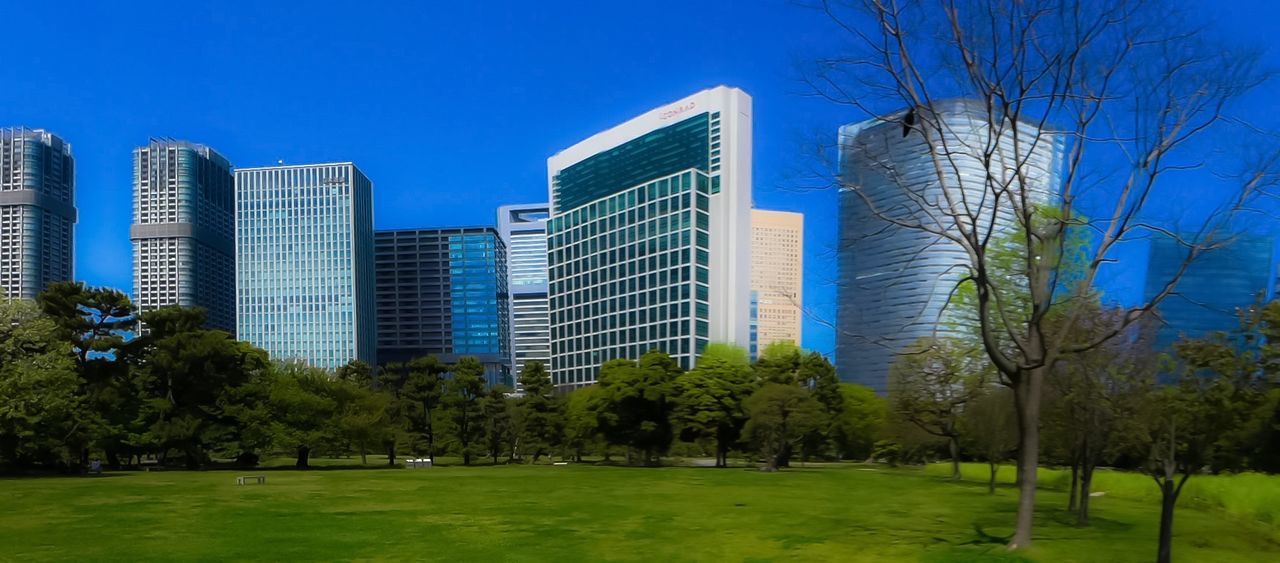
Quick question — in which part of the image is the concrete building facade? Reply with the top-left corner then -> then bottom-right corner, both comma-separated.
750,209 -> 803,356
0,128 -> 75,300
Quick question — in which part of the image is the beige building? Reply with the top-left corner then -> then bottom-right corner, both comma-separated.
751,209 -> 804,353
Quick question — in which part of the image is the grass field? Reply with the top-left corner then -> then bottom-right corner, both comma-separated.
2,462 -> 1278,562
922,462 -> 1280,532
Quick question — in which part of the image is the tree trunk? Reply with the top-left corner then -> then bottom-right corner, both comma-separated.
296,445 -> 311,469
360,450 -> 368,465
988,461 -> 998,494
948,436 -> 961,480
1009,366 -> 1045,550
387,442 -> 396,466
1157,478 -> 1178,563
1078,463 -> 1093,526
1068,458 -> 1080,512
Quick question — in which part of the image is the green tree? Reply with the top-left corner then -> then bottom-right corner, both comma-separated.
562,385 -> 604,462
742,383 -> 824,471
797,352 -> 843,461
515,361 -> 561,462
597,350 -> 681,465
262,362 -> 340,468
445,356 -> 487,465
753,341 -> 803,384
0,299 -> 81,467
672,344 -> 756,467
480,386 -> 515,464
133,306 -> 269,468
402,355 -> 448,461
960,387 -> 1019,494
334,379 -> 392,465
887,337 -> 990,479
832,384 -> 887,461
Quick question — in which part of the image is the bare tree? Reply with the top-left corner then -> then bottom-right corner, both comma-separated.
805,0 -> 1278,548
887,336 -> 989,479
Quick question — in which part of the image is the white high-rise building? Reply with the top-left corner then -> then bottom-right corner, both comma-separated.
836,100 -> 1060,392
131,140 -> 235,331
0,128 -> 75,300
497,204 -> 551,388
546,86 -> 753,388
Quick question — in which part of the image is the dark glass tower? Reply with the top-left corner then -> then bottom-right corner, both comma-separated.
375,227 -> 511,387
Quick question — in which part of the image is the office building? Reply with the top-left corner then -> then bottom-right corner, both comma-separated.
1144,234 -> 1279,349
0,128 -> 75,300
235,162 -> 376,369
546,86 -> 753,388
131,140 -> 235,330
497,204 -> 551,388
375,227 -> 510,387
836,100 -> 1061,392
750,209 -> 803,357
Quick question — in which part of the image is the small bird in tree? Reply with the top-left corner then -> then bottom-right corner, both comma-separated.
901,108 -> 916,138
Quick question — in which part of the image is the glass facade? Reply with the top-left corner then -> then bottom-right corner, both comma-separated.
0,128 -> 75,300
836,101 -> 1060,392
131,140 -> 235,331
547,87 -> 753,390
375,227 -> 511,387
235,163 -> 376,369
1144,235 -> 1279,349
548,169 -> 713,386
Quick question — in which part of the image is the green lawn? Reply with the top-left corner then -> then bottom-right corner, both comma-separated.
1,462 -> 1277,562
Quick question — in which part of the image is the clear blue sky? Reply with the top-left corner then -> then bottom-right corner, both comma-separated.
2,1 -> 1277,356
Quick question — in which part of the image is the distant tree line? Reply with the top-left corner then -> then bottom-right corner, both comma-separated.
0,282 -> 886,472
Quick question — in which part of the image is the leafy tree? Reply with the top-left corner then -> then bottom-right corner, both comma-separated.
961,387 -> 1019,493
596,350 -> 681,465
797,352 -> 844,461
402,355 -> 448,462
480,386 -> 515,464
334,379 -> 392,465
887,337 -> 990,479
742,383 -> 824,471
261,362 -> 340,468
832,384 -> 887,461
445,356 -> 487,465
562,384 -> 604,462
336,360 -> 374,388
515,361 -> 561,462
133,307 -> 269,468
672,344 -> 756,467
753,341 -> 803,385
0,299 -> 80,467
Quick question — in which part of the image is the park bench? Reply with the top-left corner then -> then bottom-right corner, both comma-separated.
236,475 -> 267,485
406,458 -> 433,469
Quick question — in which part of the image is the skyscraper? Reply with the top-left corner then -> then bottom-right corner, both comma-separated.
375,227 -> 510,387
0,128 -> 75,300
235,162 -> 376,369
131,140 -> 235,330
546,86 -> 753,388
750,209 -> 803,356
1143,234 -> 1278,349
836,100 -> 1060,392
497,204 -> 551,388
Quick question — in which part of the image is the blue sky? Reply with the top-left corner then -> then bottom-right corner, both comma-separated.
2,1 -> 1277,356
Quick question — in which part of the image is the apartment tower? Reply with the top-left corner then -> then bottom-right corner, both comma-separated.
0,128 -> 75,300
750,209 -> 803,357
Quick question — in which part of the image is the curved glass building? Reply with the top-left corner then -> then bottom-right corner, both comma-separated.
836,100 -> 1061,392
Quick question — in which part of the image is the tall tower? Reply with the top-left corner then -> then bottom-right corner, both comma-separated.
130,140 -> 235,330
497,203 -> 551,388
235,162 -> 376,369
546,86 -> 753,388
0,128 -> 75,300
836,100 -> 1060,392
375,226 -> 511,387
750,209 -> 804,357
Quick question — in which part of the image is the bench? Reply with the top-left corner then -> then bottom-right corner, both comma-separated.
236,475 -> 266,485
406,458 -> 433,469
